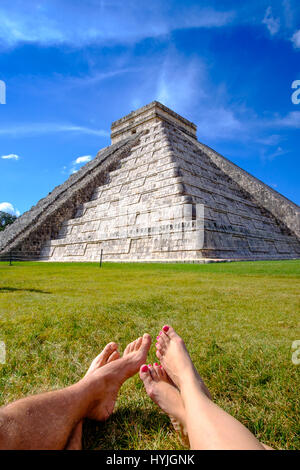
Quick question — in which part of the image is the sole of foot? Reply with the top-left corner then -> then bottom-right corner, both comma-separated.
139,362 -> 189,446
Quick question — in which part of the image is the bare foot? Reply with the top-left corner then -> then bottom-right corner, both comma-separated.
83,334 -> 152,421
156,325 -> 211,398
139,362 -> 189,445
85,342 -> 120,376
65,342 -> 121,449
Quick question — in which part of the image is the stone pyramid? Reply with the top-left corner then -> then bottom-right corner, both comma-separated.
0,101 -> 299,262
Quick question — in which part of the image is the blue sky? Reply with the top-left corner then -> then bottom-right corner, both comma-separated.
0,0 -> 299,216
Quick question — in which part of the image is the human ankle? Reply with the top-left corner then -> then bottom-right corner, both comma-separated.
178,368 -> 203,390
180,373 -> 210,402
67,381 -> 96,419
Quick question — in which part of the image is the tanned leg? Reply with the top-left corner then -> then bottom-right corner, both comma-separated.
0,334 -> 151,450
156,325 -> 267,450
65,421 -> 83,450
65,342 -> 121,450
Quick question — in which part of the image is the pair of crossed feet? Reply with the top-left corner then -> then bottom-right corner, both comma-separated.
74,325 -> 211,447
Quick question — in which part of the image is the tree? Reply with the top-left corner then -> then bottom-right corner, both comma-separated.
0,211 -> 17,231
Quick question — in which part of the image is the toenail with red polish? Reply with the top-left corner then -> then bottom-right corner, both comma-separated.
154,362 -> 159,366
141,365 -> 148,372
163,325 -> 169,332
159,365 -> 162,368
156,336 -> 160,339
148,364 -> 152,367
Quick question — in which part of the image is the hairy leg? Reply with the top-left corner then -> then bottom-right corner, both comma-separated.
0,334 -> 151,450
0,378 -> 94,450
156,326 -> 266,450
65,420 -> 83,450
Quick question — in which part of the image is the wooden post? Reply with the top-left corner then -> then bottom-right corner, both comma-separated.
99,249 -> 103,267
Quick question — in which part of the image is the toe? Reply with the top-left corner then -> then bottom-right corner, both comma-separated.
162,325 -> 178,340
148,364 -> 159,381
156,349 -> 162,361
158,334 -> 168,347
139,364 -> 153,387
98,342 -> 118,365
140,333 -> 152,353
153,362 -> 162,378
124,341 -> 134,355
135,337 -> 143,350
107,350 -> 120,363
156,340 -> 166,353
161,331 -> 170,345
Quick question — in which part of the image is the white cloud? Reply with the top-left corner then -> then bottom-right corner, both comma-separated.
69,154 -> 93,175
0,202 -> 20,216
143,51 -> 246,141
291,30 -> 300,49
262,6 -> 280,35
0,2 -> 234,49
66,68 -> 141,89
152,51 -> 207,115
73,155 -> 92,165
255,134 -> 282,146
1,153 -> 20,160
171,7 -> 234,30
130,47 -> 300,146
282,0 -> 294,29
0,123 -> 109,137
260,145 -> 289,163
270,111 -> 300,128
197,107 -> 244,141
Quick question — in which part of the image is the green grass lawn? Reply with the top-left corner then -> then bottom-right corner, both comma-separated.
0,260 -> 299,449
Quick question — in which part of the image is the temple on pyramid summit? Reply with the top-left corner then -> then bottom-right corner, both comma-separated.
0,101 -> 299,262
